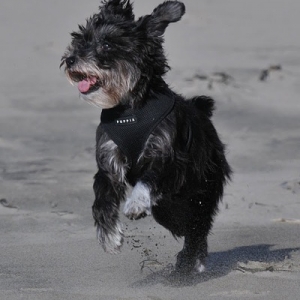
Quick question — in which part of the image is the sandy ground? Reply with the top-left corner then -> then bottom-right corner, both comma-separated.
1,0 -> 300,299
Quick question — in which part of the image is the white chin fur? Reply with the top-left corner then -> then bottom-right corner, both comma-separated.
80,89 -> 117,109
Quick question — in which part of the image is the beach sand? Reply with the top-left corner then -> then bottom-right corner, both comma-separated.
1,0 -> 300,299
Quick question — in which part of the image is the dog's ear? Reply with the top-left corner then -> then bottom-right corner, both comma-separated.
137,1 -> 185,36
99,0 -> 134,21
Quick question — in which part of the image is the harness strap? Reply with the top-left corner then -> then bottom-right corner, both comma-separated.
101,93 -> 175,165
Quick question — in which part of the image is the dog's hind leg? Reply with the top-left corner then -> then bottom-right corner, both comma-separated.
151,195 -> 210,274
175,232 -> 208,274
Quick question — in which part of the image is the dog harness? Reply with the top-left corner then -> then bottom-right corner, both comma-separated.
101,93 -> 175,165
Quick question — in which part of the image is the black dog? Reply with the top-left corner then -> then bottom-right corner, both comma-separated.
61,0 -> 231,274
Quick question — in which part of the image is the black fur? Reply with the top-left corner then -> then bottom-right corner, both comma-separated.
61,0 -> 232,275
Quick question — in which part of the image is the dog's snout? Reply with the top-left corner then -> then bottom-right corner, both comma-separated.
66,56 -> 76,67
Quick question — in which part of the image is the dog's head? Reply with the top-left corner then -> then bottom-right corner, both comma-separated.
60,0 -> 185,108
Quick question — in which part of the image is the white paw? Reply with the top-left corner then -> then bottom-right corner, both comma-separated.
123,182 -> 151,220
195,259 -> 206,273
96,222 -> 123,254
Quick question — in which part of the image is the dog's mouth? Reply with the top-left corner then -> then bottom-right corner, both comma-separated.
69,72 -> 102,94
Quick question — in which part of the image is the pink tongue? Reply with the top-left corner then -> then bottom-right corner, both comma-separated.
78,77 -> 97,93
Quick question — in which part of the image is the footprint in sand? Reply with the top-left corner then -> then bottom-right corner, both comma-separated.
281,179 -> 300,194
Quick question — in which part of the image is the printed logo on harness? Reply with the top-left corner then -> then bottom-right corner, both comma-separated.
115,115 -> 137,125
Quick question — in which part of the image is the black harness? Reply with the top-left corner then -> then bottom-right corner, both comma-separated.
100,93 -> 175,165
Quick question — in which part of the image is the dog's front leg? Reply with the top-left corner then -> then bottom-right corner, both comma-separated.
123,182 -> 152,220
123,170 -> 163,220
92,170 -> 126,254
123,160 -> 176,220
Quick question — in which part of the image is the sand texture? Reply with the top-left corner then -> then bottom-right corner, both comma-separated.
1,0 -> 300,299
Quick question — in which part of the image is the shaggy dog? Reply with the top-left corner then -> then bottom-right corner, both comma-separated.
61,0 -> 231,274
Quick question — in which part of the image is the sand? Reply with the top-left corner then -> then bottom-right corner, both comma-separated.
1,0 -> 300,299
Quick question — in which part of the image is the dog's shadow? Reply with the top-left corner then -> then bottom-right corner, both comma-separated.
131,244 -> 299,287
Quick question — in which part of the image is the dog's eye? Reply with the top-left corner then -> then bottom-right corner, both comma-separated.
101,43 -> 111,51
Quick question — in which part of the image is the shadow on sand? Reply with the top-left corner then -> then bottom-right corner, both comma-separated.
131,244 -> 299,287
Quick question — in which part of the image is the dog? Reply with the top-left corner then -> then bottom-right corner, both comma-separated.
60,0 -> 232,275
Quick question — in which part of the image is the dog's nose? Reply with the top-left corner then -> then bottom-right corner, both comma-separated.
66,56 -> 76,67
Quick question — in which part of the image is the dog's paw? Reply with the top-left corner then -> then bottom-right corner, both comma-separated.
195,259 -> 206,273
123,201 -> 151,220
123,182 -> 151,220
96,222 -> 124,254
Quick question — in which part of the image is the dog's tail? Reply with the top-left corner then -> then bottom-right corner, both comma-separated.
191,96 -> 215,118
